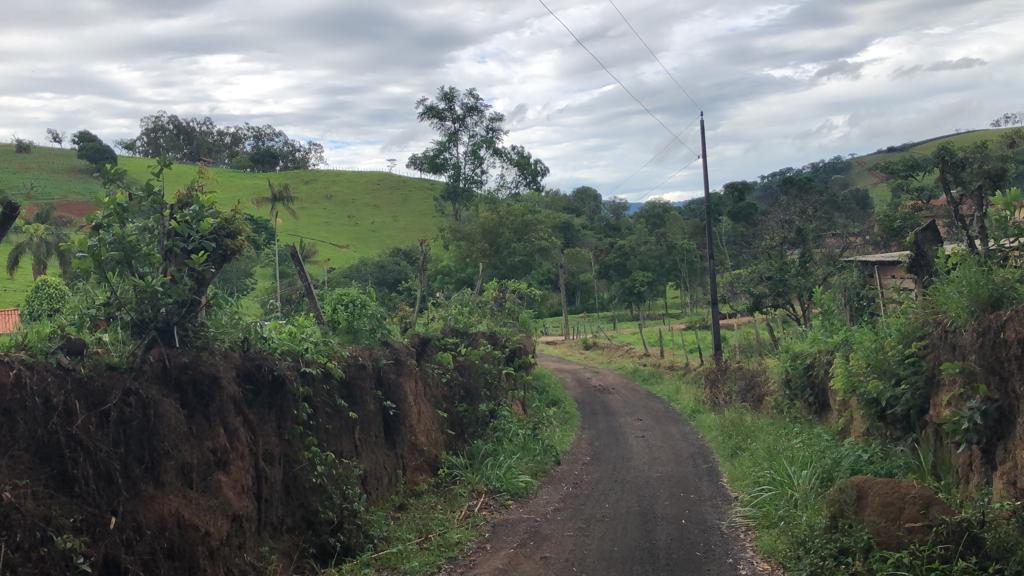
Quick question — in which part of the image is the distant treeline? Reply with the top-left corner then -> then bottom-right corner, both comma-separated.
116,111 -> 325,172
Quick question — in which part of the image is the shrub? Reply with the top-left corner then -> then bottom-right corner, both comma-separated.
775,328 -> 845,416
77,141 -> 117,169
75,162 -> 250,350
322,287 -> 394,345
22,275 -> 70,322
923,253 -> 1024,331
832,312 -> 929,437
702,361 -> 771,409
13,137 -> 33,154
253,314 -> 343,378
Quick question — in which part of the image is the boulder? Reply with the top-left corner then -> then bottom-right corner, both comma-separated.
825,475 -> 956,551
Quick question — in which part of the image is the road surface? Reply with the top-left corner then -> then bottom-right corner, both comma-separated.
446,354 -> 764,576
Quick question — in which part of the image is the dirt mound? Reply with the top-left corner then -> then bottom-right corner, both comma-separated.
0,334 -> 528,575
826,475 -> 955,551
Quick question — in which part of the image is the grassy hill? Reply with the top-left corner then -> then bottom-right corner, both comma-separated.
847,128 -> 1018,206
0,144 -> 444,308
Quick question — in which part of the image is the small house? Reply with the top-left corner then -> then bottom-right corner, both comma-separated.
843,251 -> 916,294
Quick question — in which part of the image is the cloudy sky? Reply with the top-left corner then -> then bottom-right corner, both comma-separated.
2,0 -> 1021,201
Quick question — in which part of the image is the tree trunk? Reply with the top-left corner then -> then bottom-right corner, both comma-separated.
0,201 -> 22,245
274,217 -> 281,312
764,317 -> 780,352
288,244 -> 325,326
559,255 -> 570,341
411,240 -> 428,331
937,167 -> 978,255
974,188 -> 990,259
590,251 -> 599,316
474,262 -> 484,295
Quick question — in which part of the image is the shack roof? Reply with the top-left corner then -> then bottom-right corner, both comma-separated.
842,251 -> 910,264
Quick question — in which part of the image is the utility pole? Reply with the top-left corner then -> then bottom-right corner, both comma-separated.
700,112 -> 723,365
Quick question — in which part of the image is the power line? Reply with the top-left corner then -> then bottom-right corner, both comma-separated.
639,154 -> 701,201
608,114 -> 700,195
607,0 -> 701,112
536,0 -> 698,158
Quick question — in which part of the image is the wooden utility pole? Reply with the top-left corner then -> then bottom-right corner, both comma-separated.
559,254 -> 570,340
700,112 -> 724,365
288,244 -> 325,326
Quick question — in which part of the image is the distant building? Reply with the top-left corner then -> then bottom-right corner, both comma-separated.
843,251 -> 916,294
0,308 -> 21,334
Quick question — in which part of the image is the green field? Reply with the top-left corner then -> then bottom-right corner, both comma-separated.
0,144 -> 444,309
847,127 -> 1016,206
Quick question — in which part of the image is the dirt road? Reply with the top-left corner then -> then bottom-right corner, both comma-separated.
446,355 -> 763,576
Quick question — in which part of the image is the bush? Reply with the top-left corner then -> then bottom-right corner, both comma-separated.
322,287 -> 394,346
75,163 -> 250,349
22,276 -> 70,322
775,329 -> 844,416
253,314 -> 344,378
702,361 -> 771,409
77,141 -> 117,169
832,312 -> 929,437
923,253 -> 1024,331
13,138 -> 33,154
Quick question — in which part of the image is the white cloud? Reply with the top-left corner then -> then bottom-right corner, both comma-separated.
0,0 -> 1022,200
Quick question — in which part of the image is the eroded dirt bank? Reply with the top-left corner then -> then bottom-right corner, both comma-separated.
0,333 -> 531,575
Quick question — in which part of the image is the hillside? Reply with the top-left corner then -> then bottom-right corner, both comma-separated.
847,127 -> 1019,205
0,144 -> 443,308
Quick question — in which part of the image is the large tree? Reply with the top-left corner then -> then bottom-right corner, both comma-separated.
407,86 -> 548,221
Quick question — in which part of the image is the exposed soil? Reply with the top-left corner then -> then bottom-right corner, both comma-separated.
446,355 -> 765,576
23,200 -> 97,220
0,333 -> 531,575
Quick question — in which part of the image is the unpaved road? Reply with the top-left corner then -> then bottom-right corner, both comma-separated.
446,355 -> 763,576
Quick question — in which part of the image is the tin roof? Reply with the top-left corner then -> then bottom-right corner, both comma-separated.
842,251 -> 911,264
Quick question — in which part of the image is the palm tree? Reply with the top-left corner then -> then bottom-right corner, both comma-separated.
253,179 -> 298,311
6,204 -> 73,279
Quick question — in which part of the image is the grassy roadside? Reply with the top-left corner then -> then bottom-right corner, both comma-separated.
541,342 -> 1022,576
331,367 -> 579,575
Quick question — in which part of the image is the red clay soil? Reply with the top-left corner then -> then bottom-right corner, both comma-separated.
446,355 -> 765,576
0,334 -> 531,575
22,200 -> 97,220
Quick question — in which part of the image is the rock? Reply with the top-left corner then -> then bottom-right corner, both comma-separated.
825,475 -> 956,551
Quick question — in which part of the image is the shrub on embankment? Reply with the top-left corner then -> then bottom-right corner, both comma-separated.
0,331 -> 532,575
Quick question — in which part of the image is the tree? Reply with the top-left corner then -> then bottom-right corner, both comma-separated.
115,111 -> 326,171
73,130 -> 117,170
934,142 -> 1012,257
71,130 -> 100,147
6,204 -> 74,279
494,145 -> 550,197
876,155 -> 937,202
253,179 -> 298,311
407,86 -> 508,221
46,128 -> 65,148
77,162 -> 250,348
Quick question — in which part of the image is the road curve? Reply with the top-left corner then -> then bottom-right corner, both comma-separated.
445,354 -> 763,576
